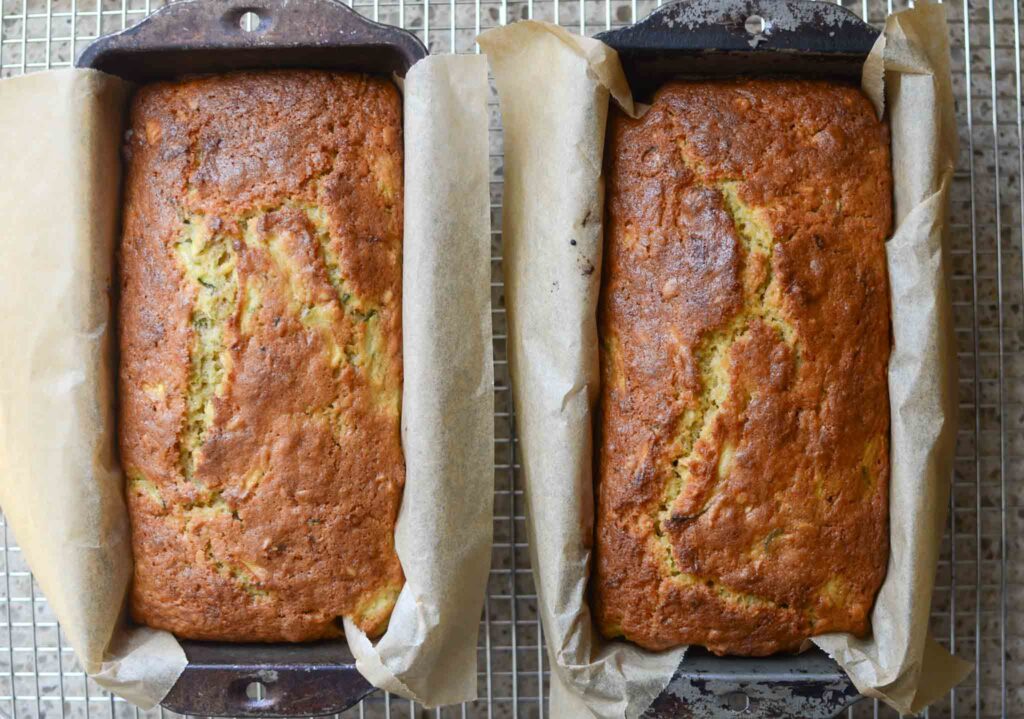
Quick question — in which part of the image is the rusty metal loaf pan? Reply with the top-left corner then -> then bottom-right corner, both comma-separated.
596,1 -> 879,717
75,0 -> 427,715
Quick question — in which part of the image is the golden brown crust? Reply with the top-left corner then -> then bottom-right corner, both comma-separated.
594,79 -> 892,655
119,70 -> 405,642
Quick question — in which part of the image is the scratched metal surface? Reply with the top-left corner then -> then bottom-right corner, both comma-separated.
0,0 -> 1013,716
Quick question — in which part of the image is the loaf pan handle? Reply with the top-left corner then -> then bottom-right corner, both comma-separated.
160,640 -> 375,718
644,648 -> 861,719
75,0 -> 428,81
596,0 -> 879,99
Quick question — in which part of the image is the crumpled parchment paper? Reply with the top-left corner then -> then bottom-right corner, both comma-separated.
0,53 -> 493,709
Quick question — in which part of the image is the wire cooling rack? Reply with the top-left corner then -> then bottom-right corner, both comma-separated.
0,0 -> 1016,716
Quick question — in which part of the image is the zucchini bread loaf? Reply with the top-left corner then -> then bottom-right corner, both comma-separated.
119,71 -> 405,641
595,79 -> 892,655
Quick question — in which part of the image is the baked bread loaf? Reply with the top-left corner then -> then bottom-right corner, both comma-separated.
119,71 -> 405,642
595,79 -> 892,655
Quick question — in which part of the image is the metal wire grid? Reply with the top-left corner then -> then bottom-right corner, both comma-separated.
0,0 -> 1016,716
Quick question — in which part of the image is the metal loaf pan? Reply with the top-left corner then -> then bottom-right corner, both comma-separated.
596,1 -> 879,717
75,1 -> 427,715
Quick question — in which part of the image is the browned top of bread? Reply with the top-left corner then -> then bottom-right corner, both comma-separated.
594,79 -> 892,655
119,70 -> 405,642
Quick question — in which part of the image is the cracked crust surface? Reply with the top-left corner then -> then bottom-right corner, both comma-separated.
594,79 -> 892,655
119,71 -> 404,642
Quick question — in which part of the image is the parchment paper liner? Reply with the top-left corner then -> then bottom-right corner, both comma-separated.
0,53 -> 493,709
